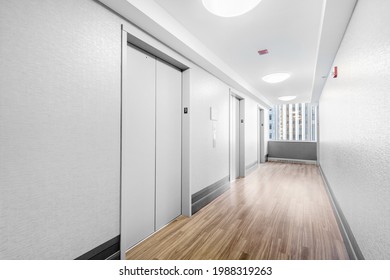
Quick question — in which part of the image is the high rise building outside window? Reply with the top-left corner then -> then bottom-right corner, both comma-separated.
269,103 -> 317,141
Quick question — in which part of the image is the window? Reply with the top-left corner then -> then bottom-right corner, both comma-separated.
269,103 -> 317,141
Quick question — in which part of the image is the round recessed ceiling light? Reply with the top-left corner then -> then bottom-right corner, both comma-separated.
262,73 -> 291,83
202,0 -> 262,17
278,96 -> 297,101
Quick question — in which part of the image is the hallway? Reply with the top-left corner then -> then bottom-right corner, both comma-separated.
2,0 -> 389,262
126,162 -> 348,260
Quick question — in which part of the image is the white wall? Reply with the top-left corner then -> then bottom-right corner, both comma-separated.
319,0 -> 390,259
245,98 -> 259,167
0,0 -> 270,258
189,68 -> 269,194
263,109 -> 269,157
189,67 -> 230,194
0,0 -> 122,259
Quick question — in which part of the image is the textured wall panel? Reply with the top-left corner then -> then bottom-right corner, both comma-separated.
0,0 -> 121,259
189,67 -> 230,194
319,0 -> 390,259
245,98 -> 258,166
189,65 -> 268,194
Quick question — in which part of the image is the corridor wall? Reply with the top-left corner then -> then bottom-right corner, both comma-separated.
319,0 -> 390,259
0,0 -> 269,259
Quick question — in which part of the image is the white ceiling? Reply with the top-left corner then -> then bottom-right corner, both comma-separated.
154,0 -> 322,103
153,0 -> 324,105
99,0 -> 357,106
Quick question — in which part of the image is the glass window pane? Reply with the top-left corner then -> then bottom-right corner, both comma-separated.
270,103 -> 317,142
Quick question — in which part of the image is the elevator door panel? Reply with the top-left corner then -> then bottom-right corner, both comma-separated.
231,97 -> 240,180
122,45 -> 156,252
155,61 -> 182,230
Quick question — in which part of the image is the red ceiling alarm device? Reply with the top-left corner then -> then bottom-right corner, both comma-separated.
258,49 -> 269,55
333,66 -> 338,78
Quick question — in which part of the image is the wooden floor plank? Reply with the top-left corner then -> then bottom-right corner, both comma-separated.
125,162 -> 349,260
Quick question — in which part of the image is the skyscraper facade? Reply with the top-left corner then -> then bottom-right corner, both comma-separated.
269,103 -> 317,141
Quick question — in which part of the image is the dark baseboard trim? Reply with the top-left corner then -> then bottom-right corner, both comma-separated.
75,235 -> 120,260
192,176 -> 230,214
106,251 -> 120,260
245,161 -> 258,172
268,157 -> 317,165
318,165 -> 364,260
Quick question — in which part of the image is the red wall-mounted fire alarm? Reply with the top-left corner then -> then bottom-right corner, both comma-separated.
258,49 -> 269,55
333,66 -> 338,78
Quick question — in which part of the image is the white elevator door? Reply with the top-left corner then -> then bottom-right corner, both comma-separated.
155,60 -> 182,230
232,97 -> 240,180
122,45 -> 156,252
122,45 -> 182,256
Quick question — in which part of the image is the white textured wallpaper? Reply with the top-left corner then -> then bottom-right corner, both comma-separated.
0,0 -> 270,259
0,0 -> 121,259
189,65 -> 267,194
189,66 -> 230,194
245,98 -> 259,167
319,0 -> 390,259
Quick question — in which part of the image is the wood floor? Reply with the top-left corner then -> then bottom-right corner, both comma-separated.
125,162 -> 349,260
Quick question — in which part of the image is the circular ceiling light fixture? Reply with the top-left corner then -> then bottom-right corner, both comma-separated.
278,96 -> 297,102
202,0 -> 262,17
262,73 -> 291,83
